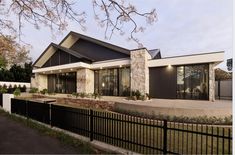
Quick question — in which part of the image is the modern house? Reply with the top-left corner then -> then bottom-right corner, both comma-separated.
31,31 -> 224,101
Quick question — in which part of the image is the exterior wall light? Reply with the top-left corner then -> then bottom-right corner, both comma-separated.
168,64 -> 172,68
119,65 -> 122,68
70,68 -> 73,71
59,70 -> 62,72
100,67 -> 103,70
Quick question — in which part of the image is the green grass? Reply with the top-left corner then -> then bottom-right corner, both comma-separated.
92,111 -> 232,154
113,107 -> 232,125
0,109 -> 108,154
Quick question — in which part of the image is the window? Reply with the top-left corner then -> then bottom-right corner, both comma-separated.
48,72 -> 76,94
177,64 -> 209,100
94,68 -> 130,96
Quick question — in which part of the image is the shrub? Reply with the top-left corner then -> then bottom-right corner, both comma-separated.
92,92 -> 102,99
40,89 -> 48,95
131,90 -> 141,100
113,108 -> 232,125
72,92 -> 79,98
80,92 -> 86,98
8,85 -> 13,94
22,85 -> 27,92
13,88 -> 21,97
13,84 -> 18,92
29,87 -> 38,93
0,87 -> 7,93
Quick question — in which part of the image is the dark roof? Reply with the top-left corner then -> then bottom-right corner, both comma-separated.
51,43 -> 94,62
148,49 -> 161,59
59,31 -> 130,56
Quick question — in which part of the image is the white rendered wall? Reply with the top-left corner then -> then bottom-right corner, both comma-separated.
3,94 -> 14,113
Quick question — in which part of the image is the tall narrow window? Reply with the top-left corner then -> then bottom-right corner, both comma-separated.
177,66 -> 184,99
177,64 -> 209,100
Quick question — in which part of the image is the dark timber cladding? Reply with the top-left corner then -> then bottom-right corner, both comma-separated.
70,39 -> 130,61
149,66 -> 177,99
42,49 -> 90,67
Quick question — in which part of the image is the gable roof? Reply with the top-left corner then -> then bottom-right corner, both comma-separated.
59,31 -> 130,55
148,49 -> 161,59
51,43 -> 94,62
34,31 -> 133,67
33,43 -> 93,67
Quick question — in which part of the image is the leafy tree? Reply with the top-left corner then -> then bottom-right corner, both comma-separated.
0,55 -> 7,69
0,62 -> 32,82
215,68 -> 232,81
0,0 -> 157,47
0,35 -> 31,67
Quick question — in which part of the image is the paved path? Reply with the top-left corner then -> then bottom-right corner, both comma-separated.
0,114 -> 78,154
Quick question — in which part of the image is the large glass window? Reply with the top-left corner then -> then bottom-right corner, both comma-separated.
177,64 -> 209,100
48,72 -> 76,94
94,68 -> 130,96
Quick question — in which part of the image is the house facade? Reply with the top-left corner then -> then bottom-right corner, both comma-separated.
32,31 -> 224,101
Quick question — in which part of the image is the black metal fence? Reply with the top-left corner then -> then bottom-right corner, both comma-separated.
11,98 -> 232,154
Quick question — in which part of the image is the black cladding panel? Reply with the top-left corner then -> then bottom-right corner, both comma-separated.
70,39 -> 129,61
149,66 -> 177,99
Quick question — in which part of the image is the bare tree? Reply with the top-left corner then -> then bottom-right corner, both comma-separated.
0,0 -> 157,47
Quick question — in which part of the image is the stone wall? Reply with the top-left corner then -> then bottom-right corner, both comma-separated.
130,48 -> 151,95
56,98 -> 114,110
31,73 -> 48,90
77,68 -> 94,93
209,63 -> 216,101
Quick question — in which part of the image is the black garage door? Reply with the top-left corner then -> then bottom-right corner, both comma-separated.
149,66 -> 177,99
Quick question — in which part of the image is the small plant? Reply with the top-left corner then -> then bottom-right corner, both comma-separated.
13,88 -> 21,97
131,90 -> 142,100
0,87 -> 7,93
72,92 -> 79,98
92,92 -> 102,99
29,87 -> 38,93
22,85 -> 27,92
145,93 -> 151,100
8,85 -> 13,93
80,92 -> 86,98
40,89 -> 48,95
140,95 -> 146,101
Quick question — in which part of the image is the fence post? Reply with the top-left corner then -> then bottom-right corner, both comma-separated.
163,120 -> 168,154
49,103 -> 52,127
90,109 -> 94,141
26,100 -> 28,120
218,80 -> 221,100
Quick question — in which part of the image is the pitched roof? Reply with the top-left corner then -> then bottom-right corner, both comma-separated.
59,31 -> 130,55
51,43 -> 94,62
148,49 -> 161,59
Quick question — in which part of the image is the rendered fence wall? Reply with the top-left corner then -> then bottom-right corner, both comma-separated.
0,81 -> 30,88
2,94 -> 14,113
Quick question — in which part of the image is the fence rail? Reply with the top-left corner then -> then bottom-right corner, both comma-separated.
10,98 -> 232,154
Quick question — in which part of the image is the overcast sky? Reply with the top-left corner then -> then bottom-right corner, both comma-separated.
19,0 -> 232,70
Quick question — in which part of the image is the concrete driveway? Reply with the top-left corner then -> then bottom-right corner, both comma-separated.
0,114 -> 78,154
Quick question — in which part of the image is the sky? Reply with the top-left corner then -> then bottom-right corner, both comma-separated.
18,0 -> 232,71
